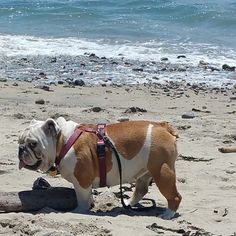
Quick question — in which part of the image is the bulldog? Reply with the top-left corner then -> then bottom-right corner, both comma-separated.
18,117 -> 182,219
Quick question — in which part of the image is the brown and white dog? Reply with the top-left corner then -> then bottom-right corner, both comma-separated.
18,117 -> 182,219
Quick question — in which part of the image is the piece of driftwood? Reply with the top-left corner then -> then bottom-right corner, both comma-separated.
0,187 -> 77,213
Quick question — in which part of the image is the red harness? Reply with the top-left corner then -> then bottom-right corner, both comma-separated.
55,124 -> 107,187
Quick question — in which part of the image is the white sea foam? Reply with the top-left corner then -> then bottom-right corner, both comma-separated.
1,34 -> 235,67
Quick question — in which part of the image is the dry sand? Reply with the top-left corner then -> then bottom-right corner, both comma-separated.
0,81 -> 236,236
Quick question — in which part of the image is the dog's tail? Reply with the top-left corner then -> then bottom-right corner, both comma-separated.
159,122 -> 179,138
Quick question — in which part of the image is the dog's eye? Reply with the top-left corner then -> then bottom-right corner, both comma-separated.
29,142 -> 37,148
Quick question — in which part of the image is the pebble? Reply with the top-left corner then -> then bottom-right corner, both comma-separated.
92,107 -> 102,112
161,57 -> 168,61
0,78 -> 7,82
13,113 -> 26,119
41,85 -> 50,91
73,79 -> 85,86
35,99 -> 45,105
177,55 -> 186,59
222,64 -> 235,71
182,111 -> 195,119
176,65 -> 186,72
117,117 -> 129,122
50,57 -> 57,63
124,107 -> 147,113
132,68 -> 143,72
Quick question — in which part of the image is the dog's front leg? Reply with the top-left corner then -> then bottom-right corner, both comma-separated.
72,177 -> 93,213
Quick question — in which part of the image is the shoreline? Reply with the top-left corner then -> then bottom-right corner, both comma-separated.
0,80 -> 236,235
0,54 -> 235,88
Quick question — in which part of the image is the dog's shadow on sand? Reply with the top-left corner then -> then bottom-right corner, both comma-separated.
12,187 -> 178,218
89,199 -> 168,218
37,198 -> 176,218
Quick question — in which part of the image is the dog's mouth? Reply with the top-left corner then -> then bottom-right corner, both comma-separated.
18,145 -> 43,171
19,159 -> 42,171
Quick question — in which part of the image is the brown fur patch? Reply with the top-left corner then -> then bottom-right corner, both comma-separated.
106,121 -> 177,160
147,126 -> 177,176
106,121 -> 148,160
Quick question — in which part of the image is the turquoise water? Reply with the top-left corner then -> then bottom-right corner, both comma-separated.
1,0 -> 236,46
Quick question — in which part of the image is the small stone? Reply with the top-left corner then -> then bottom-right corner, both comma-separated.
177,55 -> 186,59
161,57 -> 168,61
198,60 -> 209,69
41,85 -> 50,91
222,64 -> 235,71
39,72 -> 47,77
132,68 -> 143,72
177,125 -> 191,130
35,99 -> 45,105
73,79 -> 85,86
124,107 -> 147,113
182,111 -> 195,119
89,53 -> 98,58
92,107 -> 102,112
50,57 -> 57,63
176,65 -> 186,72
117,117 -> 129,122
13,113 -> 26,119
0,78 -> 7,82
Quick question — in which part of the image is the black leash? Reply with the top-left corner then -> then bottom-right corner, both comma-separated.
102,135 -> 131,209
102,134 -> 156,211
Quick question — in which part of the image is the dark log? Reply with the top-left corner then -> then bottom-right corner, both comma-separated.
0,187 -> 77,213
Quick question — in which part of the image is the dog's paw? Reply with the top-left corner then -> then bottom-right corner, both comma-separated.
159,209 -> 176,220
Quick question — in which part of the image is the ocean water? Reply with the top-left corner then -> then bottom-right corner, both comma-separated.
0,0 -> 236,85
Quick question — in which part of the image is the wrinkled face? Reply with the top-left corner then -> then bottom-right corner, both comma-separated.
18,119 -> 60,172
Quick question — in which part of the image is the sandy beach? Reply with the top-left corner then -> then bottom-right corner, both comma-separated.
0,77 -> 235,236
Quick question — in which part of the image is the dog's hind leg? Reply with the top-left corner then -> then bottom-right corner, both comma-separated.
151,163 -> 182,219
127,172 -> 152,207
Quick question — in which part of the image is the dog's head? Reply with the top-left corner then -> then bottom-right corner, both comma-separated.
18,118 -> 60,172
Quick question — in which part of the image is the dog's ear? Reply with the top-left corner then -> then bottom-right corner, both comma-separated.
42,118 -> 60,137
